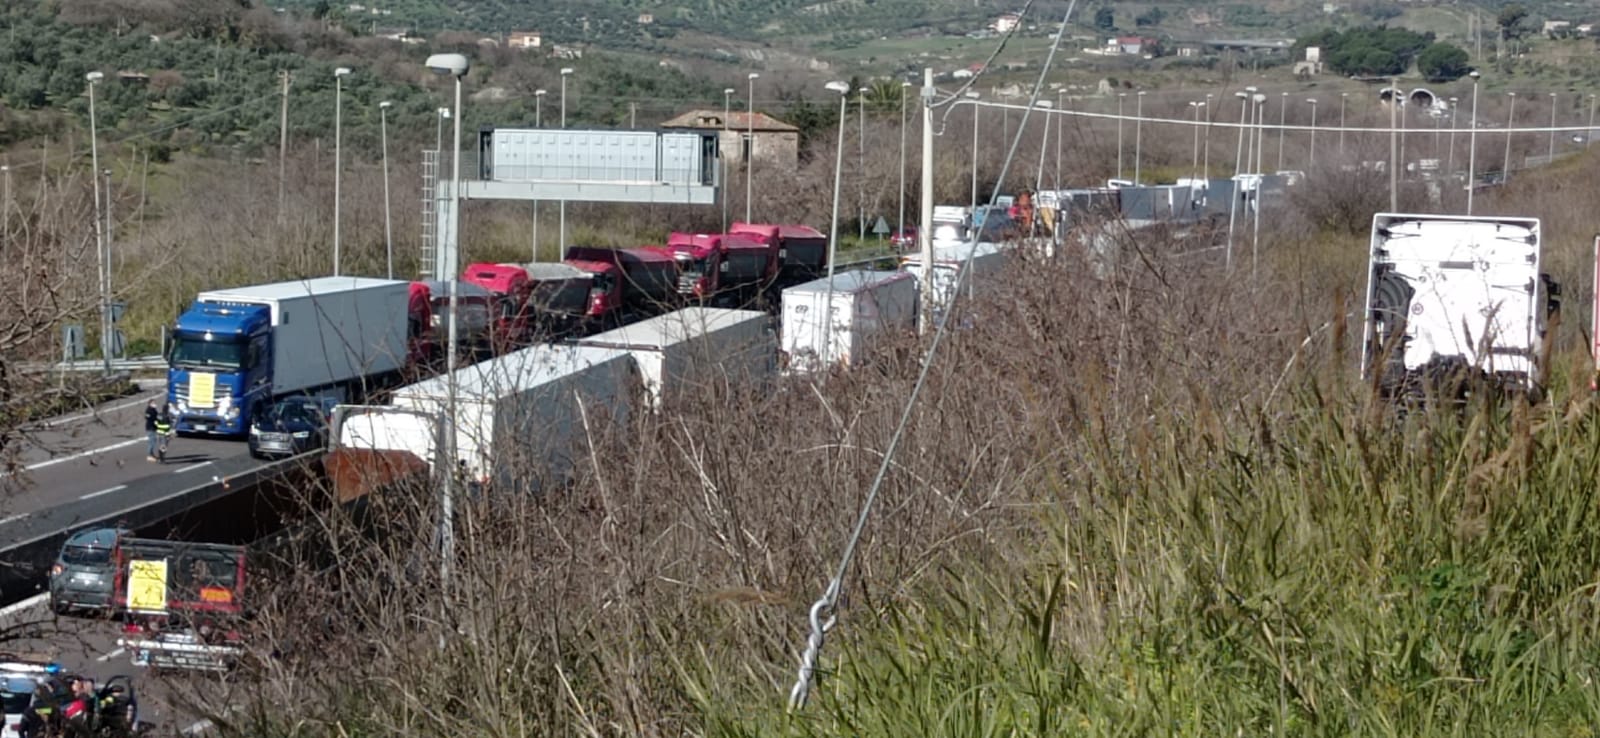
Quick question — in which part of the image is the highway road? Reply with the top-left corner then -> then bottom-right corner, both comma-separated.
2,386 -> 260,524
0,597 -> 234,735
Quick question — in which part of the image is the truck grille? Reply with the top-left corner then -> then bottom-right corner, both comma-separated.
676,274 -> 699,294
172,379 -> 230,409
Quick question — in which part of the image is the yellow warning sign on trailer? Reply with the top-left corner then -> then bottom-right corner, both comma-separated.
126,559 -> 169,612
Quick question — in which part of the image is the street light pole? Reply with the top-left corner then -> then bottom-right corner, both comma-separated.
723,87 -> 733,231
1227,91 -> 1247,271
1589,93 -> 1597,146
1188,101 -> 1202,178
1133,91 -> 1145,185
1203,93 -> 1214,179
424,52 -> 470,599
1277,91 -> 1288,172
533,89 -> 545,261
86,71 -> 110,373
898,81 -> 910,243
333,66 -> 350,277
967,92 -> 980,217
857,86 -> 865,241
746,72 -> 759,223
1339,93 -> 1347,159
1467,70 -> 1480,215
1116,92 -> 1125,181
559,67 -> 573,259
1503,91 -> 1517,183
1447,97 -> 1458,178
1548,92 -> 1558,162
380,101 -> 394,279
1307,98 -> 1318,171
822,80 -> 850,367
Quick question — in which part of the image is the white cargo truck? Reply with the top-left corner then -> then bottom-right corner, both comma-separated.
1362,213 -> 1561,400
899,240 -> 1006,325
327,343 -> 640,495
576,307 -> 776,411
780,270 -> 918,374
167,277 -> 413,436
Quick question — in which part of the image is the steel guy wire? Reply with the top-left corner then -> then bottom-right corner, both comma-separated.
786,0 -> 1078,713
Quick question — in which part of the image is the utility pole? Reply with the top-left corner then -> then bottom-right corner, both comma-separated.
857,88 -> 865,241
1,164 -> 10,247
277,70 -> 291,227
918,68 -> 934,335
630,101 -> 637,129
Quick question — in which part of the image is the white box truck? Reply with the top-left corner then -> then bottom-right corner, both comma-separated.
326,343 -> 640,498
899,240 -> 1006,326
167,277 -> 413,436
576,307 -> 776,411
780,270 -> 918,374
1362,213 -> 1560,401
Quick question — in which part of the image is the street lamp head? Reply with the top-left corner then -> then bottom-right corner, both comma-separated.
379,100 -> 392,109
1469,70 -> 1480,80
334,66 -> 352,77
1253,94 -> 1267,103
901,81 -> 911,88
424,54 -> 468,78
1307,98 -> 1317,105
723,87 -> 734,95
824,80 -> 850,95
1137,90 -> 1146,96
1235,91 -> 1248,99
85,71 -> 104,84
1450,96 -> 1458,103
438,107 -> 450,119
535,89 -> 546,97
748,72 -> 760,80
560,67 -> 574,76
1246,86 -> 1258,93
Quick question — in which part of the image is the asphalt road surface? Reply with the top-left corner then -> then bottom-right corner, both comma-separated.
0,597 -> 236,736
2,387 -> 260,525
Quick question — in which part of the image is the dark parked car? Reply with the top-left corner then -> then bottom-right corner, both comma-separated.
247,396 -> 337,459
48,527 -> 130,615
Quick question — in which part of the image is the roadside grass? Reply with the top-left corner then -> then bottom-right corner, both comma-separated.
699,377 -> 1600,736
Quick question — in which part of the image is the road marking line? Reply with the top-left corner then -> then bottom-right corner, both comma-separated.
80,485 -> 127,500
174,462 -> 211,474
0,594 -> 47,618
0,513 -> 26,525
96,647 -> 126,663
15,437 -> 146,474
36,392 -> 164,429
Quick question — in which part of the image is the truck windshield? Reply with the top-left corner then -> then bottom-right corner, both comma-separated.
168,334 -> 246,369
1,676 -> 34,713
683,258 -> 707,277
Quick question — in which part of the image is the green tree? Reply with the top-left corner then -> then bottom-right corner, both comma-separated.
1093,6 -> 1114,31
1417,42 -> 1469,82
1498,4 -> 1528,40
1135,6 -> 1165,27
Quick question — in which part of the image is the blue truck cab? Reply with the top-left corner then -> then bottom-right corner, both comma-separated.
166,301 -> 272,436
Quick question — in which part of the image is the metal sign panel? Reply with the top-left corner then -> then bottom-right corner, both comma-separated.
485,128 -> 715,187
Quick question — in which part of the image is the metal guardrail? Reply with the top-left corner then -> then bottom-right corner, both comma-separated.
20,357 -> 167,373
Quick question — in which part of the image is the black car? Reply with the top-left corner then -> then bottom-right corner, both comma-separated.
247,396 -> 337,459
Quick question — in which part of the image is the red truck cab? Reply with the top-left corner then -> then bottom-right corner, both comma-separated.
731,222 -> 829,288
662,232 -> 777,302
462,262 -> 535,352
564,246 -> 681,326
406,282 -> 437,369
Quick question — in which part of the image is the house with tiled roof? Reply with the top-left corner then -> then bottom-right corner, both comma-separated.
660,110 -> 799,169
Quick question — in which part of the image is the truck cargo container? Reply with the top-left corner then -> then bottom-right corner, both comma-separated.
1362,213 -> 1560,401
898,241 -> 1007,325
779,270 -> 919,374
729,222 -> 829,287
166,277 -> 414,436
564,246 -> 681,325
328,343 -> 641,497
576,307 -> 776,411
